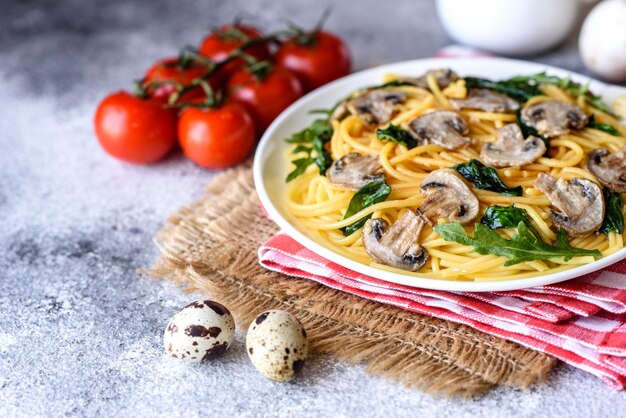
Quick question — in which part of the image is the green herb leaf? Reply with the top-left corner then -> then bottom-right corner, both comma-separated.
466,72 -> 614,116
464,77 -> 541,102
587,115 -> 621,137
434,221 -> 602,266
376,124 -> 419,148
285,119 -> 334,182
286,157 -> 314,182
599,188 -> 625,234
453,159 -> 523,196
370,80 -> 417,89
340,181 -> 392,236
481,205 -> 532,229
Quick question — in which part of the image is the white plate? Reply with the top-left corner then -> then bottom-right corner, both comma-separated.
253,57 -> 626,292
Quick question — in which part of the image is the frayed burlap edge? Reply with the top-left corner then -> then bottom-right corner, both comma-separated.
145,165 -> 556,397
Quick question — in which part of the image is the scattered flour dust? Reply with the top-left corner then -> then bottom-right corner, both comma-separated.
0,333 -> 17,353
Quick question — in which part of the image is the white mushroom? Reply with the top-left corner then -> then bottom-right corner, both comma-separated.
534,173 -> 605,237
521,100 -> 588,137
450,89 -> 520,113
326,153 -> 384,190
587,145 -> 626,192
396,68 -> 460,90
481,124 -> 546,167
338,89 -> 408,126
418,168 -> 479,225
362,209 -> 428,271
408,110 -> 470,150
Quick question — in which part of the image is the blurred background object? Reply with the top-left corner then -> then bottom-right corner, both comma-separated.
579,0 -> 626,82
435,0 -> 581,56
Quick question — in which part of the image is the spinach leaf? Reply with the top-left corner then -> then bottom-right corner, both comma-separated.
376,124 -> 418,148
452,160 -> 523,196
599,188 -> 625,235
464,77 -> 541,102
340,181 -> 392,236
587,115 -> 621,137
465,72 -> 614,115
434,221 -> 602,266
481,205 -> 532,229
286,119 -> 333,182
516,109 -> 549,151
370,80 -> 417,89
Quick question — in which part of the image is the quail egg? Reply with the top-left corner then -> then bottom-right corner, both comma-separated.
163,300 -> 235,362
246,310 -> 308,381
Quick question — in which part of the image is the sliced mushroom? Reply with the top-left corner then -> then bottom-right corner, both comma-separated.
534,173 -> 604,237
521,100 -> 588,137
408,110 -> 470,150
418,168 -> 479,225
587,146 -> 626,192
342,89 -> 408,126
326,153 -> 384,190
450,89 -> 520,113
362,209 -> 428,271
397,68 -> 460,90
480,124 -> 546,167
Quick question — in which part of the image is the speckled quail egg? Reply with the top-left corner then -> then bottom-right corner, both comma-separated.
163,300 -> 235,363
246,310 -> 308,381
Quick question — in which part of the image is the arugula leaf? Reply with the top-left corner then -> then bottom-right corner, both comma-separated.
453,160 -> 523,196
376,124 -> 418,148
587,115 -> 621,137
340,181 -> 392,236
516,109 -> 549,151
481,205 -> 532,229
599,188 -> 625,235
286,119 -> 333,182
434,221 -> 602,266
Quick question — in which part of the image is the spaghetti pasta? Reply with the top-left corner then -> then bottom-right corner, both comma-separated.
284,71 -> 626,282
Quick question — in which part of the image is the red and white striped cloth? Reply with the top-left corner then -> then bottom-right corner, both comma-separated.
257,46 -> 626,389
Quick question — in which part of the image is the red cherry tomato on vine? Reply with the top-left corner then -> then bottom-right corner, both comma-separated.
94,91 -> 177,164
227,67 -> 303,133
143,58 -> 213,103
276,31 -> 351,91
178,102 -> 255,169
199,25 -> 270,76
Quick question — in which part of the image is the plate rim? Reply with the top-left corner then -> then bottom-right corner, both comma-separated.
253,56 -> 626,292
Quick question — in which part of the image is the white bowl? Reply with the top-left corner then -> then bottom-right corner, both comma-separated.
253,57 -> 626,292
436,0 -> 580,56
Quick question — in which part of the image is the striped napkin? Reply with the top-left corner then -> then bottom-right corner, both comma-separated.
258,46 -> 626,389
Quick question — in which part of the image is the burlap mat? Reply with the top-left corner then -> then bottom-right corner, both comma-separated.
146,165 -> 556,397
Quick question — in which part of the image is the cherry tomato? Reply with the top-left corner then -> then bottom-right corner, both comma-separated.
143,57 -> 212,103
94,91 -> 177,164
178,102 -> 255,169
227,67 -> 303,133
276,31 -> 351,91
199,25 -> 270,76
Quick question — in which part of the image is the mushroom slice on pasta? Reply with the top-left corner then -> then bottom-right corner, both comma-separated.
336,89 -> 408,126
396,68 -> 460,90
587,145 -> 626,192
362,209 -> 429,271
534,173 -> 604,237
408,110 -> 470,150
521,100 -> 588,137
450,89 -> 520,113
481,124 -> 546,167
418,168 -> 479,225
326,153 -> 384,190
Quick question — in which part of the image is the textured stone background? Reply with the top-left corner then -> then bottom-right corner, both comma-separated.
1,0 -> 625,416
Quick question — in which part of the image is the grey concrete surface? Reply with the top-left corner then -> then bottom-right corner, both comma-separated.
0,0 -> 624,416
